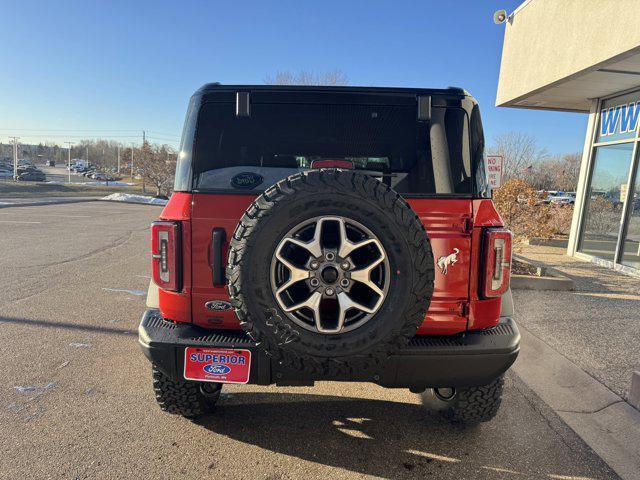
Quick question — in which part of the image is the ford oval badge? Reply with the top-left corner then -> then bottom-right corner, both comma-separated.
231,172 -> 263,189
205,300 -> 233,311
204,364 -> 231,375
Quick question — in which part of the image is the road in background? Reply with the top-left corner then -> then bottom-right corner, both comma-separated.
39,163 -> 86,182
0,202 -> 619,479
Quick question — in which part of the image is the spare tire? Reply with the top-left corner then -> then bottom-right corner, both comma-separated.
227,169 -> 434,374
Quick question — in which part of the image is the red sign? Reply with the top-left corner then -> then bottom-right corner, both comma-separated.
486,156 -> 504,189
183,347 -> 251,384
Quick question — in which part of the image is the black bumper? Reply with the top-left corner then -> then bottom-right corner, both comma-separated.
138,309 -> 520,389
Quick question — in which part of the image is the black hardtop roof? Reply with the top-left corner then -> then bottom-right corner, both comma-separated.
195,83 -> 471,98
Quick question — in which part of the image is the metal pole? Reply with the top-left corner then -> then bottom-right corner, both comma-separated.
9,136 -> 19,180
130,144 -> 134,181
65,142 -> 73,182
141,131 -> 146,193
117,145 -> 121,173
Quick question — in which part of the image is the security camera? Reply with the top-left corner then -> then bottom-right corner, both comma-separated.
493,9 -> 507,24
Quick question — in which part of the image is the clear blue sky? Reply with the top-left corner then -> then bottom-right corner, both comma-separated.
0,0 -> 587,154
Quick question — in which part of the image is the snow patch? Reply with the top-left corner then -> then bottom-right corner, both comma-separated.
102,287 -> 146,296
46,181 -> 135,186
101,193 -> 168,205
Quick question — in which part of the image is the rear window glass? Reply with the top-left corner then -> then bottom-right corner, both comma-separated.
189,102 -> 471,195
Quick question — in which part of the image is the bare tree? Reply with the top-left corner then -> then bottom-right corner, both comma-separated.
137,142 -> 177,197
264,69 -> 348,86
554,152 -> 581,191
488,132 -> 548,182
520,152 -> 582,192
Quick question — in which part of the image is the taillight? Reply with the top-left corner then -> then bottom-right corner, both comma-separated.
481,228 -> 512,298
151,221 -> 182,292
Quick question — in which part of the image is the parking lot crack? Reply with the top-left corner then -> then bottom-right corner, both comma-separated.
28,228 -> 142,269
557,399 -> 624,415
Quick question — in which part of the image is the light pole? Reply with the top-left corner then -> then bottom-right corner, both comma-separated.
65,142 -> 74,183
9,136 -> 19,180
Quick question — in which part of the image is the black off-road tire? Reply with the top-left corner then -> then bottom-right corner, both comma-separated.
227,168 -> 434,375
422,377 -> 504,425
152,364 -> 221,418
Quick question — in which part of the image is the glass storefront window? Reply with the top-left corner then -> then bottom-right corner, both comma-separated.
620,164 -> 640,269
578,143 -> 634,261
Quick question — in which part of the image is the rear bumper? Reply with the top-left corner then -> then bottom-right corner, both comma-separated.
138,309 -> 520,389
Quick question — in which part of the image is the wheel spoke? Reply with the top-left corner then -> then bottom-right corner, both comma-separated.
283,219 -> 325,258
350,256 -> 385,297
275,252 -> 311,295
337,218 -> 383,259
334,291 -> 377,333
283,291 -> 322,324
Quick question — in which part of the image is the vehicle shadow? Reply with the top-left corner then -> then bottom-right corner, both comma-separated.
195,392 -> 471,478
193,390 -> 539,479
0,316 -> 136,336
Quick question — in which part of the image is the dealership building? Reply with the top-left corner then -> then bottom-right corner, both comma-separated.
497,0 -> 640,275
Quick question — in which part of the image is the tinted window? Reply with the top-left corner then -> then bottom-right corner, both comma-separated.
173,95 -> 198,192
470,104 -> 489,198
192,102 -> 471,195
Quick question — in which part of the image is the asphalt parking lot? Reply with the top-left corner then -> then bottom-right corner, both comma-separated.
0,202 -> 620,479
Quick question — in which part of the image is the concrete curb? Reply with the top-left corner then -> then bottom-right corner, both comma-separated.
0,197 -> 100,208
527,237 -> 569,248
97,199 -> 167,207
510,274 -> 574,290
513,324 -> 640,480
511,254 -> 575,291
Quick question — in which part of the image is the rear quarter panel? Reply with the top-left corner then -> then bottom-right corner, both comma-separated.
408,199 -> 472,334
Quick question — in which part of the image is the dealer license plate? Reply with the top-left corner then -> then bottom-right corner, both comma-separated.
183,347 -> 251,384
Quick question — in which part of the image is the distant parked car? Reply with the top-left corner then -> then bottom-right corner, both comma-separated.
17,171 -> 45,182
17,165 -> 39,174
93,172 -> 116,181
549,194 -> 575,206
45,160 -> 55,167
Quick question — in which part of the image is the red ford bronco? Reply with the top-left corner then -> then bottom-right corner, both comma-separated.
139,84 -> 519,424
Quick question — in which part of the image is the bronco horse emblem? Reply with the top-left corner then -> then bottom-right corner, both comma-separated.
436,248 -> 460,275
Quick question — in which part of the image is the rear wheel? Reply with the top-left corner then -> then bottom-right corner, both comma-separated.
152,364 -> 221,418
421,377 -> 504,425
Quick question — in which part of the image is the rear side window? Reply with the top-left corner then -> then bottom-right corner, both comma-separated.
173,96 -> 198,192
191,101 -> 471,195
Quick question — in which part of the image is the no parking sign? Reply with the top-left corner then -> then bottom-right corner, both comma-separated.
486,156 -> 504,189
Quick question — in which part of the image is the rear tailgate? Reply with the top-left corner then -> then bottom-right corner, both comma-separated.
190,193 -> 472,335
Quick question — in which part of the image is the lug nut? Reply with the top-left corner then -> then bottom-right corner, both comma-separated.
341,261 -> 350,270
325,252 -> 335,261
310,260 -> 320,269
325,287 -> 335,296
340,278 -> 349,288
310,278 -> 320,287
